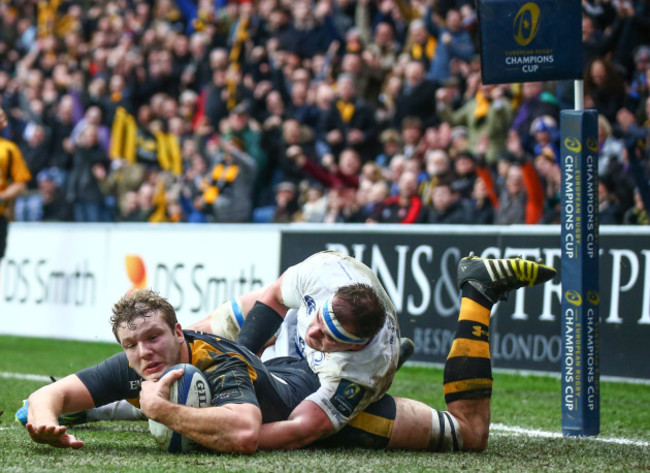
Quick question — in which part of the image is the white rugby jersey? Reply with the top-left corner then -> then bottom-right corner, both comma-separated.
279,250 -> 400,431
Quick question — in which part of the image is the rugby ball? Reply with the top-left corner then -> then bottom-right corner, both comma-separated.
148,363 -> 212,453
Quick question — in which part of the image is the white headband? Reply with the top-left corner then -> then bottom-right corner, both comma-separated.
321,295 -> 368,345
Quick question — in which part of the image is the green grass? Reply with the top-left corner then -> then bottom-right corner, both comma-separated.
1,336 -> 649,472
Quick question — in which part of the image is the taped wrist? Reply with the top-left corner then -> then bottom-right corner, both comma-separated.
236,301 -> 284,353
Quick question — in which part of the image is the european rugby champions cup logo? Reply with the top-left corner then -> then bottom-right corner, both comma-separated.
513,2 -> 541,46
564,137 -> 582,153
125,254 -> 147,292
586,138 -> 599,153
565,289 -> 582,306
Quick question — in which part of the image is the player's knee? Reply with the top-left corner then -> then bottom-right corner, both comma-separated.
459,422 -> 489,452
447,399 -> 490,452
454,412 -> 489,452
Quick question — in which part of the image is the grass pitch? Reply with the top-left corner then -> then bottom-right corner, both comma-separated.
1,335 -> 648,472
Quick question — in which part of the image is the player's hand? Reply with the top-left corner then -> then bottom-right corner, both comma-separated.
26,423 -> 84,449
139,368 -> 184,421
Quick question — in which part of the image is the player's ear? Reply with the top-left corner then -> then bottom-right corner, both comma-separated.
174,323 -> 184,341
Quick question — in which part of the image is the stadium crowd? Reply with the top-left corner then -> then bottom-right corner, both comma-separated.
0,0 -> 649,225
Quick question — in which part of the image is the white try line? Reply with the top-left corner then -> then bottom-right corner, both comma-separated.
1,371 -> 52,383
491,423 -> 650,447
3,422 -> 648,448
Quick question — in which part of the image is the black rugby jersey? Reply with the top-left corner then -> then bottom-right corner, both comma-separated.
76,330 -> 320,423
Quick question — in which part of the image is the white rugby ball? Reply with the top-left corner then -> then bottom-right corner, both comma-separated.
148,363 -> 212,453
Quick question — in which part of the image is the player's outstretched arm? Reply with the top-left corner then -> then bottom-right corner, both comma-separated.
25,375 -> 95,449
258,400 -> 333,450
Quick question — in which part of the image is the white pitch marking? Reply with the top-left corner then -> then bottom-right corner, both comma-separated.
0,371 -> 52,382
491,423 -> 650,447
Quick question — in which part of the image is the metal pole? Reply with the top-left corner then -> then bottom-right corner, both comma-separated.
574,80 -> 584,111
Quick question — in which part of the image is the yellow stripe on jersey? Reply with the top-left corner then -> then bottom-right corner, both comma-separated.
347,411 -> 395,439
443,378 -> 493,396
189,339 -> 258,383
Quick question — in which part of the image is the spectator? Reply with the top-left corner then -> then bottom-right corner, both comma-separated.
469,175 -> 495,224
584,57 -> 627,123
95,159 -> 147,222
369,170 -> 423,223
420,149 -> 454,207
202,134 -> 258,223
402,19 -> 436,71
323,186 -> 359,223
321,73 -> 378,161
356,179 -> 390,222
534,147 -> 562,224
599,178 -> 625,225
623,188 -> 649,225
223,100 -> 268,206
67,125 -> 110,222
45,95 -> 77,179
359,21 -> 400,107
597,114 -> 625,176
449,150 -> 477,199
493,159 -> 544,225
425,8 -> 475,84
437,79 -> 513,164
400,116 -> 423,159
375,128 -> 403,168
529,116 -> 560,164
511,82 -> 559,154
426,182 -> 473,224
253,181 -> 301,223
393,60 -> 438,129
299,182 -> 329,223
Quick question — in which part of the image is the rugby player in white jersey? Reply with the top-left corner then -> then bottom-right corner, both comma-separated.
207,250 -> 401,448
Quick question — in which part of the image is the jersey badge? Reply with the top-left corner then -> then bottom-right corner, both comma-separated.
330,380 -> 366,418
304,295 -> 316,314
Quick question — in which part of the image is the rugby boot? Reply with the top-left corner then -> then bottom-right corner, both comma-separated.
397,337 -> 415,370
15,399 -> 28,426
457,253 -> 557,303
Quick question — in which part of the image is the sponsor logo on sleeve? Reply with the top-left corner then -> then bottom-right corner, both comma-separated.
330,380 -> 366,418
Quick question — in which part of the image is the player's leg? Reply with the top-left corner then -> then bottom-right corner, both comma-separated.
388,254 -> 557,451
441,253 -> 557,450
